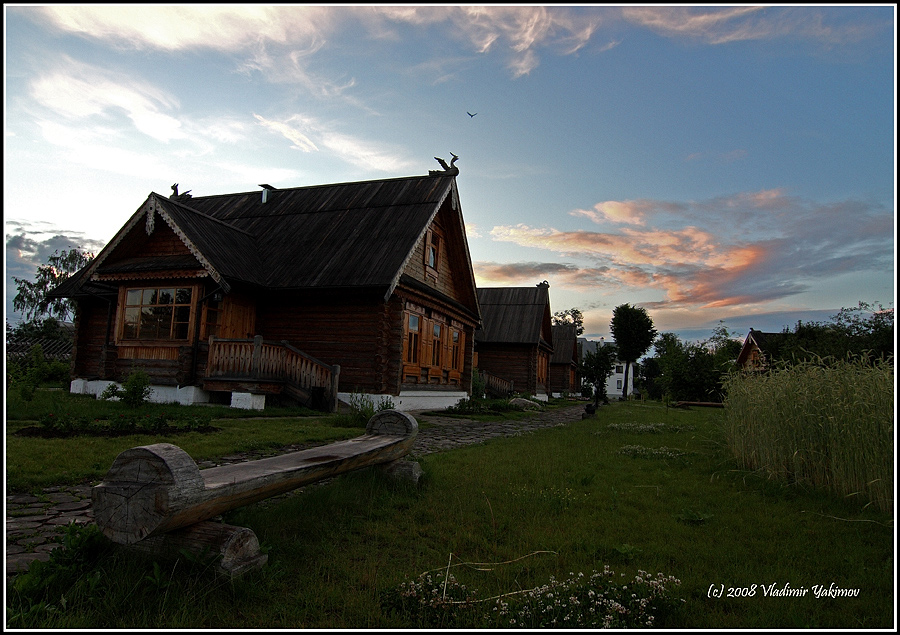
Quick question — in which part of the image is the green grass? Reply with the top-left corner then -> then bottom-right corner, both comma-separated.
5,389 -> 364,492
5,401 -> 894,629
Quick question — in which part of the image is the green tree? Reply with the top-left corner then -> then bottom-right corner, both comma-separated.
610,304 -> 657,400
760,302 -> 894,367
552,308 -> 585,336
13,249 -> 94,322
579,344 -> 617,407
707,323 -> 743,373
637,355 -> 663,400
650,325 -> 743,403
831,301 -> 894,362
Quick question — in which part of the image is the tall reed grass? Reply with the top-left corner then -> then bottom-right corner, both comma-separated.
722,356 -> 893,511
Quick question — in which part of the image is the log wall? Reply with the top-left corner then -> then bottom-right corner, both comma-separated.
550,363 -> 577,395
72,296 -> 115,380
254,296 -> 393,394
475,344 -> 541,395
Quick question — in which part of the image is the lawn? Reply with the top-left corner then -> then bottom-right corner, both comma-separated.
5,397 -> 894,629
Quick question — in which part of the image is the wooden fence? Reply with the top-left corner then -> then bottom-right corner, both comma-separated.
6,337 -> 73,366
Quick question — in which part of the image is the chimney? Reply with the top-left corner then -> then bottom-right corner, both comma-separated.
258,184 -> 276,204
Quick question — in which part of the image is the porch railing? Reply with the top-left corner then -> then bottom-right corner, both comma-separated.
480,369 -> 513,398
207,336 -> 340,412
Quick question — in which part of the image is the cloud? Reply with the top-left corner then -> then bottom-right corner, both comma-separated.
570,200 -> 678,226
622,6 -> 768,44
474,261 -> 611,289
5,230 -> 107,323
253,114 -> 319,152
489,224 -> 748,269
30,56 -> 183,142
34,120 -> 176,180
34,6 -> 331,52
29,5 -> 605,82
252,113 -> 415,172
621,6 -> 886,46
371,6 -> 602,77
318,130 -> 414,172
488,191 -> 893,312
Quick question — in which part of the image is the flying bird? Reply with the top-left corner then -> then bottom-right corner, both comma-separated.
467,111 -> 477,118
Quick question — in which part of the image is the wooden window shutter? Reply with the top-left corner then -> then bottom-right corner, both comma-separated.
424,229 -> 433,267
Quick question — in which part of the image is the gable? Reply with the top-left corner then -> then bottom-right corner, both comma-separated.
736,329 -> 788,369
398,188 -> 479,315
476,286 -> 553,346
93,213 -> 203,281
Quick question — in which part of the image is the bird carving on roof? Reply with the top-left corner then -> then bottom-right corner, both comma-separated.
430,153 -> 460,176
170,183 -> 191,200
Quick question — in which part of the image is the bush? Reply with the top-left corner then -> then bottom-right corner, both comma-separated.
45,360 -> 70,383
6,344 -> 59,399
444,397 -> 527,415
471,369 -> 486,400
100,371 -> 152,408
339,392 -> 396,427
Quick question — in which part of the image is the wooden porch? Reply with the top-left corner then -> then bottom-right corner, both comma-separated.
480,369 -> 514,398
203,336 -> 340,412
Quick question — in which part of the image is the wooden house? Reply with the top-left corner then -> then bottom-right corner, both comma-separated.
49,173 -> 481,411
735,329 -> 786,370
474,284 -> 553,400
549,323 -> 579,397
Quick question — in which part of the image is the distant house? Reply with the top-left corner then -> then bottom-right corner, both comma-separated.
49,173 -> 481,411
474,283 -> 554,400
549,323 -> 579,397
736,329 -> 786,370
579,338 -> 634,399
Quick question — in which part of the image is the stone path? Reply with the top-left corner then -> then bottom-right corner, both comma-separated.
6,403 -> 588,576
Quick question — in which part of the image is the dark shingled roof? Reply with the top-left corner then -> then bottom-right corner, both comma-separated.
53,174 -> 465,300
475,286 -> 552,346
550,323 -> 578,364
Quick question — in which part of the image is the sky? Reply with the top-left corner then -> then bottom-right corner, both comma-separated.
4,5 -> 896,344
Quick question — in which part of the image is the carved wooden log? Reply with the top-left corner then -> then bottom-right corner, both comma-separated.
129,520 -> 268,577
93,409 -> 418,545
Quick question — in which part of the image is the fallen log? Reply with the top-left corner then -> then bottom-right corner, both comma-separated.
93,409 -> 418,545
129,520 -> 268,577
670,401 -> 725,409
